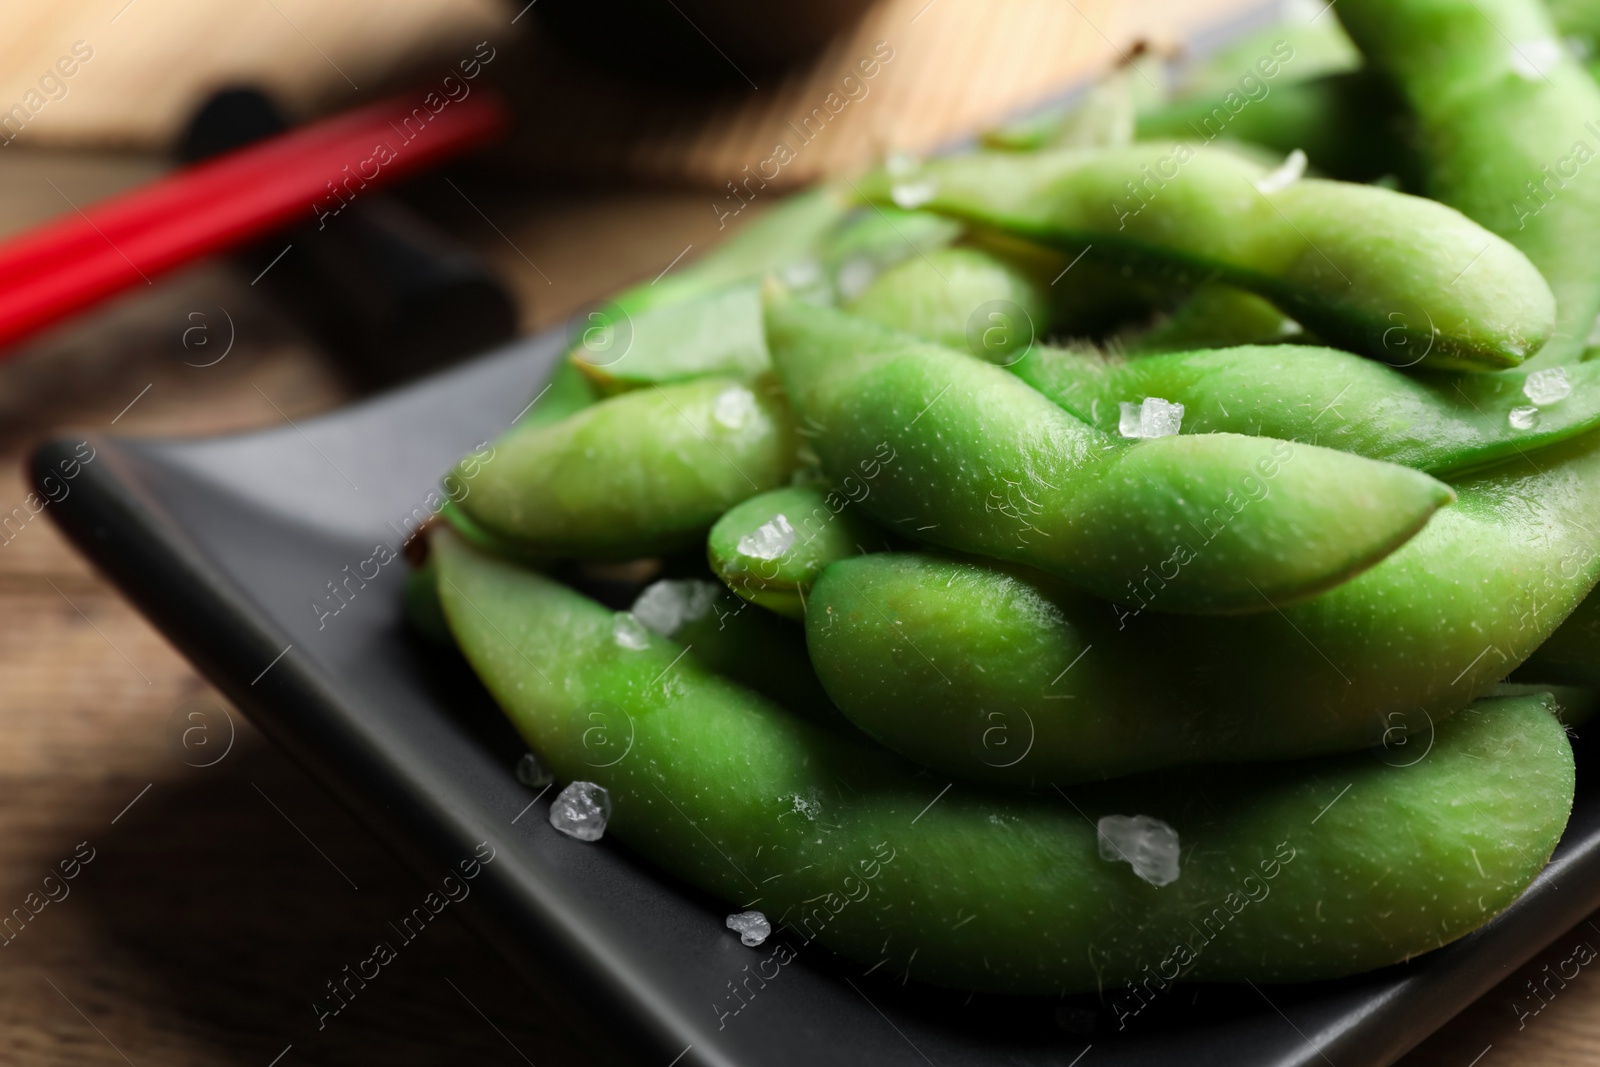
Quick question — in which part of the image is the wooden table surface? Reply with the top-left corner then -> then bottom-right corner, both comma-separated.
2,109 -> 1599,1067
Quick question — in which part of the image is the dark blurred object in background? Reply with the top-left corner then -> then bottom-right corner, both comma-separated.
180,88 -> 518,387
532,0 -> 874,86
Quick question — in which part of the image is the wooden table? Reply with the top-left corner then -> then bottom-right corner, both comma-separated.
0,149 -> 1596,1067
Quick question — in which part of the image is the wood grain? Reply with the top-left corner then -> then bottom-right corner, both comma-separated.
0,0 -> 504,150
494,0 -> 1246,189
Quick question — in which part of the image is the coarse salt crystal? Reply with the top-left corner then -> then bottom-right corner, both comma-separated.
1097,813 -> 1181,887
737,514 -> 797,561
550,781 -> 612,841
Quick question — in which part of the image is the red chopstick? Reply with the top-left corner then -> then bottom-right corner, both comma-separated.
0,88 -> 510,351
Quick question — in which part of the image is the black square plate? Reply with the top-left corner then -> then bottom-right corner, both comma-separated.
37,321 -> 1600,1067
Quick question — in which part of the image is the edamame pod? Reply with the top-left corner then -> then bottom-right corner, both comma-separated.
573,208 -> 966,390
450,377 -> 798,559
574,283 -> 769,394
1124,284 -> 1303,352
622,187 -> 850,316
846,246 -> 1051,361
768,296 -> 1453,613
435,529 -> 1573,993
1013,344 -> 1600,475
622,575 -> 845,728
805,427 -> 1600,784
860,145 -> 1555,370
1336,0 -> 1600,367
815,206 -> 966,300
707,484 -> 889,618
851,244 -> 1292,358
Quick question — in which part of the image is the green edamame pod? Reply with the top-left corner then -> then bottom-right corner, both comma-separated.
846,246 -> 1051,361
573,283 -> 768,394
805,426 -> 1600,784
1124,284 -> 1303,352
622,187 -> 850,317
768,296 -> 1452,613
1012,344 -> 1600,475
562,190 -> 849,391
435,530 -> 1573,993
708,484 -> 889,618
860,145 -> 1555,370
622,575 -> 844,728
1336,0 -> 1600,367
450,377 -> 797,559
438,498 -> 549,565
849,244 -> 1289,359
816,206 -> 966,300
571,207 -> 966,391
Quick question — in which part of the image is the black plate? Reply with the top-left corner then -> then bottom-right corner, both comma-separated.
36,320 -> 1600,1067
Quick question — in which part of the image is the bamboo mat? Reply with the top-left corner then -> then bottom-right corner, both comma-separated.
0,0 -> 1266,186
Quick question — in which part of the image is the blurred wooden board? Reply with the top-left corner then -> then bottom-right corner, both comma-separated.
0,0 -> 505,150
496,0 -> 1263,188
0,0 -> 1260,191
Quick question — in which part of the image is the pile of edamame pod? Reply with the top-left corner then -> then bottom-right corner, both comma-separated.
416,0 -> 1600,997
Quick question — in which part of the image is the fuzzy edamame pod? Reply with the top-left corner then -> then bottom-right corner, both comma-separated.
621,575 -> 845,728
449,377 -> 797,559
806,427 -> 1600,785
1336,0 -> 1600,367
1124,284 -> 1304,352
434,529 -> 1573,993
572,207 -> 966,392
860,145 -> 1555,370
851,244 -> 1295,359
846,246 -> 1051,361
708,484 -> 890,618
619,187 -> 850,317
573,283 -> 769,394
815,206 -> 966,299
1013,344 -> 1600,475
768,296 -> 1452,613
